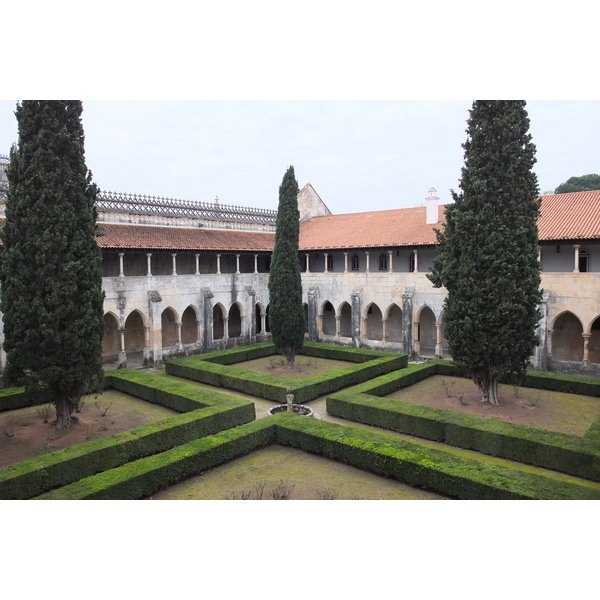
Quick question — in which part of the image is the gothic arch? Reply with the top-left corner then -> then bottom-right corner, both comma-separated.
551,311 -> 584,361
228,302 -> 243,338
102,312 -> 120,364
213,303 -> 226,340
364,302 -> 383,341
124,310 -> 147,357
320,300 -> 336,335
338,301 -> 352,337
417,305 -> 436,356
161,306 -> 179,348
385,303 -> 403,343
589,315 -> 600,364
181,305 -> 199,345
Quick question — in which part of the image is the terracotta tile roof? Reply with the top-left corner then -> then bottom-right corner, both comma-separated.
298,205 -> 446,250
537,190 -> 600,241
96,223 -> 275,252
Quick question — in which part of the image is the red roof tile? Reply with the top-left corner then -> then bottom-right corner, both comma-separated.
537,190 -> 600,241
298,205 -> 446,250
96,223 -> 275,252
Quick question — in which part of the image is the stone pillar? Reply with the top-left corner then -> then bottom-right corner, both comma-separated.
365,251 -> 370,273
351,288 -> 362,348
118,328 -> 126,366
202,289 -> 214,352
583,333 -> 591,365
118,253 -> 125,277
147,290 -> 163,366
413,320 -> 421,355
413,249 -> 419,273
324,253 -> 329,273
401,288 -> 414,356
388,250 -> 393,273
308,289 -> 318,342
261,310 -> 267,336
335,315 -> 341,337
146,253 -> 152,277
305,254 -> 310,273
247,288 -> 256,344
573,244 -> 580,273
223,317 -> 229,341
344,252 -> 348,274
216,254 -> 221,275
171,253 -> 177,276
196,320 -> 202,343
176,321 -> 183,350
435,322 -> 443,358
195,254 -> 200,275
547,329 -> 554,359
143,326 -> 151,363
236,254 -> 240,274
532,290 -> 549,371
382,318 -> 388,342
254,254 -> 258,274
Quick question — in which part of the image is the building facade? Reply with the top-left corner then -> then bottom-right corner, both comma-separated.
1,152 -> 599,377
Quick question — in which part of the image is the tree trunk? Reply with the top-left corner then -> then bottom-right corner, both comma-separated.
473,371 -> 500,404
54,394 -> 77,429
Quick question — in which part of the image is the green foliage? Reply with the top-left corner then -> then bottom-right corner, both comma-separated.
555,173 -> 600,194
0,101 -> 104,426
268,166 -> 305,365
428,101 -> 542,400
0,370 -> 255,499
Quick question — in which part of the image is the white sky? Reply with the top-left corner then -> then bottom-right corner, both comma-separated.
1,99 -> 598,214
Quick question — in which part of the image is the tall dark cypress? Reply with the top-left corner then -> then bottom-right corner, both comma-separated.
1,101 -> 105,428
268,166 -> 305,367
428,101 -> 542,403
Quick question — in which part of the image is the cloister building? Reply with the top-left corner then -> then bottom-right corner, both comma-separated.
1,152 -> 600,377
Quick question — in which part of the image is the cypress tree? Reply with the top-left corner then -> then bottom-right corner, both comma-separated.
268,165 -> 305,367
0,101 -> 105,428
428,100 -> 542,404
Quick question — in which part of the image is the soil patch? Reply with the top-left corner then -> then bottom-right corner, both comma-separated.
386,375 -> 600,436
0,390 -> 178,468
146,444 -> 448,500
233,355 -> 355,380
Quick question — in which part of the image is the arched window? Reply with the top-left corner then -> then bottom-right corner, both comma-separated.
326,254 -> 333,271
409,251 -> 416,273
351,254 -> 359,270
379,253 -> 388,271
580,248 -> 589,273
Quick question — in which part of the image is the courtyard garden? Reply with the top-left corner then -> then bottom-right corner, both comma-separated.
1,342 -> 599,500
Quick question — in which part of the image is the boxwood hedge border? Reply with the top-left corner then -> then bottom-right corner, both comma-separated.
326,360 -> 600,482
35,413 -> 600,500
165,341 -> 407,403
0,369 -> 255,500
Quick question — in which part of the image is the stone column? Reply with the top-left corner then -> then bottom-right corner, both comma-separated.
195,254 -> 200,275
254,254 -> 258,274
382,318 -> 388,342
344,252 -> 348,273
118,328 -> 126,366
247,288 -> 256,344
236,254 -> 240,274
388,250 -> 393,273
171,253 -> 177,276
261,310 -> 267,336
324,253 -> 329,274
143,326 -> 151,363
146,253 -> 152,277
365,251 -> 370,273
308,289 -> 318,342
435,322 -> 443,358
196,320 -> 202,343
216,254 -> 221,275
547,329 -> 554,359
118,253 -> 125,278
305,254 -> 310,273
176,321 -> 183,350
413,249 -> 419,273
351,288 -> 362,348
401,288 -> 414,356
573,244 -> 580,273
202,289 -> 214,352
223,317 -> 229,341
335,315 -> 341,337
583,333 -> 591,365
413,320 -> 421,355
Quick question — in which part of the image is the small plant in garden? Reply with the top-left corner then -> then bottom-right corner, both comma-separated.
271,480 -> 295,500
529,392 -> 542,407
36,443 -> 54,454
315,489 -> 337,500
440,379 -> 456,398
95,400 -> 112,416
458,393 -> 468,406
224,490 -> 252,500
254,481 -> 267,500
36,404 -> 53,423
513,386 -> 521,399
269,357 -> 286,369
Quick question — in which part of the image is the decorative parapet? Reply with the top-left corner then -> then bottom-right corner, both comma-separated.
96,190 -> 277,226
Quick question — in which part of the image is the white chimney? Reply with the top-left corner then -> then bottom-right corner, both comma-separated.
426,187 -> 439,224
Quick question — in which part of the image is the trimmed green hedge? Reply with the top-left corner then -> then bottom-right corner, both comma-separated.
326,360 -> 600,481
0,386 -> 54,413
36,413 -> 600,500
36,419 -> 276,499
166,343 -> 407,403
0,370 -> 255,500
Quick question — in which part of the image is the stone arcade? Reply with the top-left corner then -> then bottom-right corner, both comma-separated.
1,154 -> 600,377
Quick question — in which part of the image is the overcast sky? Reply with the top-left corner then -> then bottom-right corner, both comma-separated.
1,100 -> 598,215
